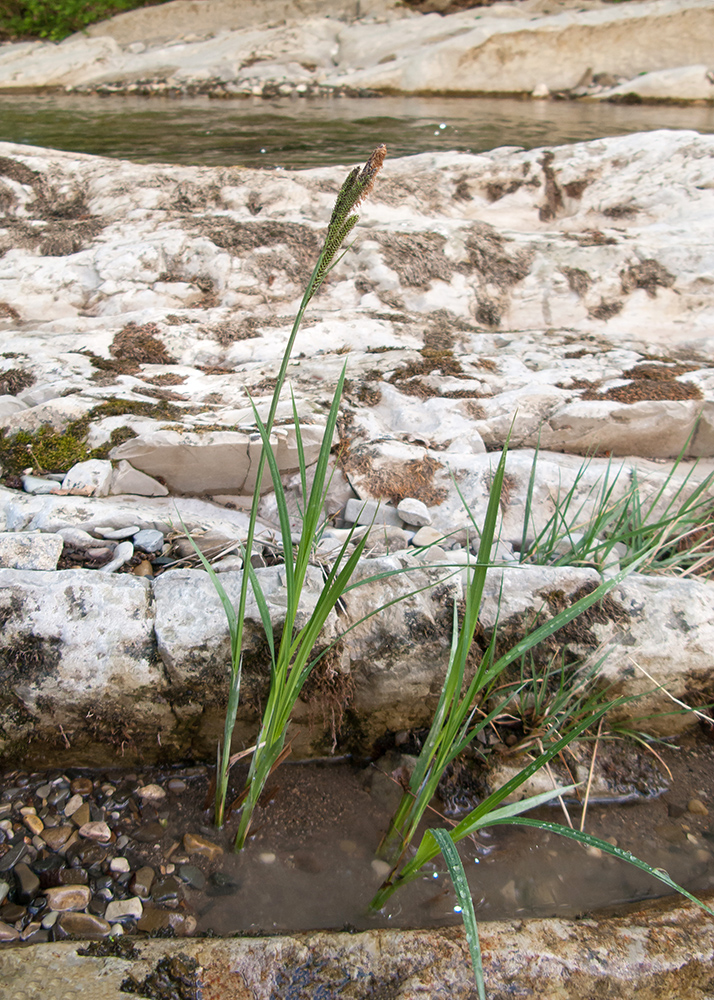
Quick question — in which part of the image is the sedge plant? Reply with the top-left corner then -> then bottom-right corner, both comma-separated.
187,145 -> 387,842
370,442 -> 714,987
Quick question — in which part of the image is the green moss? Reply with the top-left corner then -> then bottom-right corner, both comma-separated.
0,397 -> 180,477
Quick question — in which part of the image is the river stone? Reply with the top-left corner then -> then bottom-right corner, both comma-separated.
57,911 -> 111,938
104,897 -> 143,922
130,866 -> 155,898
0,843 -> 27,872
23,813 -> 44,836
97,539 -> 133,572
343,498 -> 403,527
396,497 -> 431,527
14,862 -> 40,903
136,783 -> 166,801
0,920 -> 19,942
44,885 -> 91,912
132,528 -> 164,553
77,821 -> 111,842
0,531 -> 63,571
70,803 -> 91,828
21,476 -> 61,495
40,826 -> 73,851
183,833 -> 223,861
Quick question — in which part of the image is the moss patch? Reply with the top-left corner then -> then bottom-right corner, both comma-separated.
111,322 -> 174,366
621,259 -> 675,297
0,397 -> 182,477
341,448 -> 447,506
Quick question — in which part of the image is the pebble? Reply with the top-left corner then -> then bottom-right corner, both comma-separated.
397,497 -> 432,527
44,884 -> 92,912
57,527 -> 100,550
78,821 -> 112,842
41,910 -> 59,929
688,798 -> 708,816
58,912 -> 111,939
130,866 -> 155,898
259,852 -> 276,864
105,897 -> 143,922
0,920 -> 20,942
94,525 -> 141,540
23,814 -> 44,836
98,540 -> 134,573
371,859 -> 392,878
133,528 -> 165,553
70,777 -> 94,796
177,864 -> 206,890
183,832 -> 223,861
70,802 -> 91,827
0,842 -> 27,872
64,793 -> 83,818
35,783 -> 52,800
0,881 -> 9,905
133,560 -> 154,577
136,783 -> 166,802
110,857 -> 131,874
40,825 -> 73,850
14,862 -> 40,903
167,779 -> 187,793
411,526 -> 446,547
21,475 -> 61,495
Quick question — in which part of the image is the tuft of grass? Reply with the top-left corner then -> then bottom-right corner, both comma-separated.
183,146 -> 390,839
519,440 -> 714,579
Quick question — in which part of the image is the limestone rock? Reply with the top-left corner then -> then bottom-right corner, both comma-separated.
397,497 -> 432,527
109,460 -> 168,497
61,459 -> 113,497
0,531 -> 63,571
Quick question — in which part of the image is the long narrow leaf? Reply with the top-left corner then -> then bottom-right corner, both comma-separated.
430,828 -> 485,1000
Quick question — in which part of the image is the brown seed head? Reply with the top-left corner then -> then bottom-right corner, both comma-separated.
356,143 -> 387,205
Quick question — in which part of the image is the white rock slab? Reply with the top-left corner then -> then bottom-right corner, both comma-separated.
0,531 -> 63,571
62,459 -> 113,497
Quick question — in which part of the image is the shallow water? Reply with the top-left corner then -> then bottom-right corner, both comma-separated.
2,737 -> 713,942
1,93 -> 714,167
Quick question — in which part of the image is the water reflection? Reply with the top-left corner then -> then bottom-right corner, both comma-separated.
1,92 -> 713,167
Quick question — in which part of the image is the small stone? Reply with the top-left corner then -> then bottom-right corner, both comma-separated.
110,857 -> 131,874
23,814 -> 44,836
259,852 -> 276,864
97,540 -> 134,573
64,793 -> 83,818
0,920 -> 20,942
183,832 -> 223,861
151,875 -> 183,903
133,528 -> 165,553
70,841 -> 108,867
93,525 -> 141,540
344,497 -> 403,527
688,798 -> 709,816
104,897 -> 143,922
57,527 -> 100,550
0,842 -> 28,872
21,475 -> 61,495
58,912 -> 111,939
40,825 -> 73,851
41,909 -> 59,929
371,859 -> 392,878
412,525 -> 446,547
35,783 -> 52,800
0,881 -> 9,906
70,777 -> 94,796
130,866 -> 155,898
70,802 -> 91,828
44,884 -> 92,911
397,497 -> 432,527
136,783 -> 166,802
14,862 -> 40,903
78,821 -> 112,843
133,821 -> 166,844
177,864 -> 205,890
133,560 -> 154,577
167,779 -> 186,793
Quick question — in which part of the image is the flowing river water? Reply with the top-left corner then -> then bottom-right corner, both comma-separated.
2,92 -> 714,167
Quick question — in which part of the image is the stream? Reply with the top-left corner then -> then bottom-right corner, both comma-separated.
2,93 -> 714,167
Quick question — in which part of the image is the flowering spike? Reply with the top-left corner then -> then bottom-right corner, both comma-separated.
306,144 -> 386,305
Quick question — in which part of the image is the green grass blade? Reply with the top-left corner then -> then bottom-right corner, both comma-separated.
430,828 -> 485,1000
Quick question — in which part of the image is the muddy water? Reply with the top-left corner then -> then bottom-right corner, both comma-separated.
2,734 -> 712,941
1,93 -> 714,168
